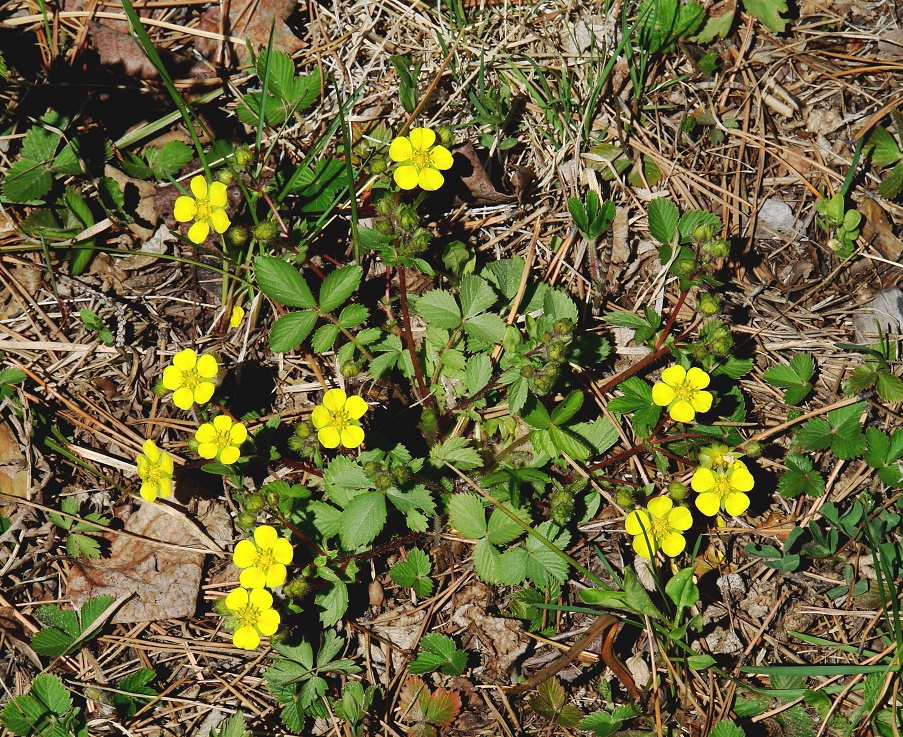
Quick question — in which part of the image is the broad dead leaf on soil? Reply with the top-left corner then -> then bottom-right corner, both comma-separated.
194,0 -> 305,66
860,196 -> 903,260
0,416 -> 29,502
67,500 -> 206,624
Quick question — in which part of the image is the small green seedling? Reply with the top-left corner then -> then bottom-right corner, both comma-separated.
816,192 -> 862,259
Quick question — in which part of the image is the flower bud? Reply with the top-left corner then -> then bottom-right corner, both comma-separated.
693,223 -> 714,243
419,406 -> 438,437
667,481 -> 687,501
287,435 -> 305,452
237,511 -> 257,528
532,373 -> 554,394
234,145 -> 254,169
678,257 -> 697,275
711,336 -> 733,355
393,466 -> 412,484
253,220 -> 278,242
294,421 -> 313,438
244,493 -> 265,513
265,490 -> 280,506
547,342 -> 566,362
743,440 -> 763,458
411,228 -> 431,251
375,473 -> 394,491
369,156 -> 388,175
615,488 -> 635,507
698,293 -> 721,316
710,239 -> 730,258
398,209 -> 419,231
520,364 -> 535,378
550,488 -> 575,526
553,319 -> 574,336
283,577 -> 310,599
437,127 -> 455,146
363,461 -> 381,476
226,226 -> 249,248
341,361 -> 360,378
375,218 -> 393,234
216,169 -> 235,186
375,196 -> 394,216
214,596 -> 232,616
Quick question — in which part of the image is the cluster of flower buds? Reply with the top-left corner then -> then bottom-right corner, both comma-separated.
363,459 -> 412,491
690,318 -> 734,361
373,197 -> 432,257
521,318 -> 575,396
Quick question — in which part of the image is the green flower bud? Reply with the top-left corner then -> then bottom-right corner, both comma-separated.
237,510 -> 257,529
214,596 -> 232,616
363,461 -> 381,476
341,361 -> 360,378
393,466 -> 412,484
615,488 -> 635,507
743,440 -> 763,458
550,489 -> 575,526
698,293 -> 721,316
234,145 -> 254,169
294,421 -> 313,438
541,331 -> 553,343
692,223 -> 715,243
437,127 -> 455,146
283,577 -> 310,599
265,490 -> 280,506
532,373 -> 554,395
398,209 -> 419,231
369,156 -> 388,175
678,257 -> 697,276
286,435 -> 305,451
375,197 -> 394,216
186,436 -> 200,453
410,228 -> 431,251
419,406 -> 438,437
226,226 -> 249,248
375,472 -> 394,491
253,220 -> 278,242
553,319 -> 574,336
667,481 -> 687,501
710,239 -> 730,258
216,169 -> 235,186
375,218 -> 394,234
520,364 -> 535,378
244,493 -> 265,513
547,342 -> 567,362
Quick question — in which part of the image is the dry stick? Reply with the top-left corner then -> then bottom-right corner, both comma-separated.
397,30 -> 465,136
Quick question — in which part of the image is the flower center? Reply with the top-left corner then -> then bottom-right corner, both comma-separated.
411,149 -> 431,170
144,464 -> 162,484
195,200 -> 212,221
213,428 -> 233,450
235,603 -> 261,628
712,474 -> 732,499
649,516 -> 671,541
254,548 -> 274,571
181,367 -> 201,390
674,379 -> 697,402
331,408 -> 351,430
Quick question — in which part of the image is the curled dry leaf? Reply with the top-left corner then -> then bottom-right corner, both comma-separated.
860,196 -> 903,260
194,0 -> 305,66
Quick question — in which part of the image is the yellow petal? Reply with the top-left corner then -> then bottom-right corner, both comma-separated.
142,439 -> 159,461
210,208 -> 231,234
694,492 -> 721,517
157,478 -> 173,499
668,400 -> 695,423
408,127 -> 436,150
265,563 -> 287,588
647,496 -> 674,519
624,509 -> 651,536
220,446 -> 240,465
394,165 -> 419,190
209,181 -> 228,207
430,145 -> 454,170
159,453 -> 174,474
225,587 -> 249,610
344,395 -> 368,420
418,167 -> 445,191
318,426 -> 341,449
213,415 -> 232,432
632,535 -> 655,558
388,136 -> 413,162
686,367 -> 711,389
173,349 -> 197,371
193,381 -> 215,405
256,608 -> 280,635
660,531 -> 687,557
691,468 -> 715,493
248,588 -> 273,609
161,366 -> 183,392
322,389 -> 347,412
660,364 -> 687,387
189,176 -> 208,200
195,423 -> 217,443
255,525 -> 278,548
340,424 -> 365,449
233,625 -> 260,650
196,353 -> 219,378
724,492 -> 750,516
233,539 -> 258,568
668,505 -> 694,531
239,567 -> 267,589
651,382 -> 676,408
272,538 -> 294,564
197,442 -> 218,460
311,405 -> 331,429
172,387 -> 195,410
230,422 -> 248,445
173,196 -> 197,222
187,220 -> 210,244
729,463 -> 754,491
140,481 -> 157,502
231,306 -> 245,328
690,390 -> 713,414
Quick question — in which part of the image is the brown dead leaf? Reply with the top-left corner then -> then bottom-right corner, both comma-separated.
103,165 -> 158,242
860,196 -> 903,260
89,23 -> 212,80
194,0 -> 305,66
451,143 -> 515,205
0,416 -> 29,502
68,501 -> 205,624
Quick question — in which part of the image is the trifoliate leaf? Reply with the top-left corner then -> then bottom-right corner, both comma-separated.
496,546 -> 528,585
430,436 -> 483,470
389,548 -> 433,597
795,401 -> 866,459
777,452 -> 825,498
409,633 -> 467,675
144,140 -> 192,179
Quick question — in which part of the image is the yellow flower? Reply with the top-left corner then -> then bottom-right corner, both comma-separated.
173,176 -> 231,244
136,439 -> 174,502
224,587 -> 280,650
230,305 -> 245,329
388,127 -> 454,191
233,525 -> 293,589
311,388 -> 368,449
651,365 -> 713,423
195,415 -> 247,465
691,460 -> 754,517
625,496 -> 693,558
162,349 -> 219,410
698,443 -> 741,471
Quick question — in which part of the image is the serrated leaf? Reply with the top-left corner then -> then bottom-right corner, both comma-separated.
647,197 -> 679,244
315,579 -> 348,627
524,522 -> 570,585
2,695 -> 45,736
67,533 -> 102,558
710,720 -> 746,737
145,140 -> 192,178
311,323 -> 340,353
20,122 -> 62,162
318,265 -> 362,313
678,210 -> 722,242
577,710 -> 626,737
447,493 -> 486,539
482,258 -> 525,299
338,303 -> 369,328
339,492 -> 386,549
430,436 -> 483,470
31,674 -> 71,717
876,371 -> 903,402
530,678 -> 566,717
2,159 -> 53,202
255,256 -> 317,308
603,311 -> 651,329
465,353 -> 491,394
459,274 -> 496,318
865,126 -> 902,168
31,627 -> 75,656
212,712 -> 251,737
270,310 -> 318,353
35,605 -> 80,637
463,312 -> 506,344
878,160 -> 903,198
778,452 -> 825,498
409,633 -> 467,675
486,504 -> 529,546
415,290 -> 461,329
743,0 -> 788,31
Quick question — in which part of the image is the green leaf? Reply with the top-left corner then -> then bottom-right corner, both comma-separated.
777,452 -> 825,498
743,0 -> 788,32
415,290 -> 461,329
688,654 -> 716,670
31,626 -> 76,656
710,720 -> 746,737
865,126 -> 902,168
448,493 -> 487,539
270,310 -> 318,353
623,567 -> 665,621
430,437 -> 483,470
35,605 -> 80,637
144,140 -> 192,178
389,548 -> 433,597
876,370 -> 903,402
463,312 -> 506,344
318,265 -> 362,313
339,492 -> 386,549
20,120 -> 63,162
578,709 -> 632,737
80,594 -> 115,631
315,579 -> 348,627
254,256 -> 317,308
764,354 -> 814,386
409,633 -> 467,675
338,303 -> 369,328
530,678 -> 566,718
647,197 -> 679,244
459,275 -> 497,319
212,712 -> 251,737
2,695 -> 45,736
665,566 -> 699,612
486,504 -> 529,546
465,353 -> 491,394
603,311 -> 652,329
67,533 -> 102,558
878,161 -> 903,198
550,390 -> 584,425
310,323 -> 340,354
31,674 -> 72,717
2,159 -> 53,202
524,521 -> 570,586
795,401 -> 866,459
